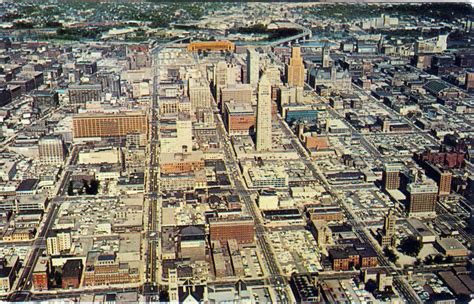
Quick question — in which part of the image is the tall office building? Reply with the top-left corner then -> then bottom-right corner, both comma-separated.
246,48 -> 259,86
423,162 -> 453,197
380,208 -> 396,247
38,135 -> 66,165
68,84 -> 102,106
438,171 -> 452,197
383,209 -> 396,236
188,77 -> 211,111
382,163 -> 403,190
214,61 -> 236,102
72,111 -> 148,139
32,90 -> 59,111
209,216 -> 255,245
286,46 -> 305,87
224,102 -> 255,136
46,230 -> 72,256
322,47 -> 331,68
97,71 -> 121,97
214,61 -> 228,99
265,65 -> 282,86
407,181 -> 438,217
256,74 -> 272,152
265,65 -> 283,101
220,84 -> 253,105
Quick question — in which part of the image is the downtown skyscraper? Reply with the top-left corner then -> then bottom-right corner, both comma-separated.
285,46 -> 305,87
247,48 -> 259,86
256,74 -> 272,152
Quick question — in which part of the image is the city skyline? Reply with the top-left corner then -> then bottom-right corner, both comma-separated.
0,1 -> 472,303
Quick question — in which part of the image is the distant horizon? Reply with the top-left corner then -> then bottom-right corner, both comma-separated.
48,0 -> 474,3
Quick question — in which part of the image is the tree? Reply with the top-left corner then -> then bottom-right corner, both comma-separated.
399,236 -> 423,257
384,247 -> 399,263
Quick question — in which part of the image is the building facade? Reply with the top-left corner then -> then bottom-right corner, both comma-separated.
224,102 -> 255,136
62,259 -> 83,289
187,40 -> 235,52
160,151 -> 204,174
382,163 -> 403,190
247,48 -> 260,86
255,74 -> 272,151
72,112 -> 148,139
38,135 -> 65,165
286,46 -> 305,87
46,230 -> 72,256
83,253 -> 140,287
407,181 -> 438,217
209,217 -> 255,245
68,84 -> 102,105
188,78 -> 211,111
32,256 -> 49,291
220,84 -> 252,104
308,65 -> 352,93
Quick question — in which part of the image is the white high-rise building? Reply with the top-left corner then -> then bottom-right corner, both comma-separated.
46,230 -> 72,256
322,47 -> 331,68
188,77 -> 211,111
265,65 -> 282,86
38,135 -> 65,165
247,48 -> 260,86
256,74 -> 272,152
214,61 -> 236,102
